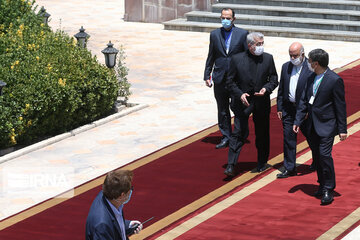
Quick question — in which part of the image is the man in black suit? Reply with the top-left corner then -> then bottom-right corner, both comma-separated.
294,49 -> 347,205
204,8 -> 249,149
224,32 -> 278,176
276,42 -> 315,178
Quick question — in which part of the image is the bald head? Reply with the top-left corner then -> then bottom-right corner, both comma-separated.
289,42 -> 305,65
289,42 -> 304,54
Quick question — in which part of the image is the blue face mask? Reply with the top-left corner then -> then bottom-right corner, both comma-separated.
123,189 -> 132,205
221,19 -> 232,29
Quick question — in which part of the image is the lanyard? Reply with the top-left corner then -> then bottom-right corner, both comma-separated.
225,28 -> 233,43
225,29 -> 233,53
313,70 -> 327,96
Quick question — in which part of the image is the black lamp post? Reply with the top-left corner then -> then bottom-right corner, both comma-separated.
74,26 -> 90,48
0,81 -> 6,96
101,41 -> 119,68
39,7 -> 51,25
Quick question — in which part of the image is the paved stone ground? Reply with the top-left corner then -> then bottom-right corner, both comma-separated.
1,1 -> 360,232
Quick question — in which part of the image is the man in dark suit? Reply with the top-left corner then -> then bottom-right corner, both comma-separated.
86,170 -> 142,240
204,8 -> 249,149
294,49 -> 347,205
276,42 -> 315,178
224,32 -> 278,176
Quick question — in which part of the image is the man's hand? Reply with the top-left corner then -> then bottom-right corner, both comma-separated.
205,79 -> 212,88
277,111 -> 282,120
129,220 -> 143,234
339,133 -> 347,141
254,88 -> 266,96
241,93 -> 250,107
293,125 -> 299,133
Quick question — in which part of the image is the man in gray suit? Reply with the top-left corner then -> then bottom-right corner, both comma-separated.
204,8 -> 249,149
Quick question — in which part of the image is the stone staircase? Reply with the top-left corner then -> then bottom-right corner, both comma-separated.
163,0 -> 360,41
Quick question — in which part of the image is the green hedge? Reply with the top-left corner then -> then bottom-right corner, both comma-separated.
0,0 -> 125,148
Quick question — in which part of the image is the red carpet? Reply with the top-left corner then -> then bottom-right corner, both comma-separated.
170,120 -> 360,240
0,102 -> 287,240
0,62 -> 359,239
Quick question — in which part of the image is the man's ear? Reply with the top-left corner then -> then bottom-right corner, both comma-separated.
119,192 -> 126,199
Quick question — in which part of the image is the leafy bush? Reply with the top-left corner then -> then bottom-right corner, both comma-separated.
115,46 -> 131,102
0,0 -> 130,148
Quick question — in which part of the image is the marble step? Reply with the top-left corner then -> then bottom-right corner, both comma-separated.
185,11 -> 360,32
218,0 -> 360,11
163,18 -> 360,41
212,3 -> 360,21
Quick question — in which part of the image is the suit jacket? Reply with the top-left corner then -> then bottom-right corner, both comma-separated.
226,50 -> 278,112
294,69 -> 347,137
86,191 -> 130,240
204,26 -> 248,84
277,58 -> 314,113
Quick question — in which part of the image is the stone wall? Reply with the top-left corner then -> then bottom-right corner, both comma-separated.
125,0 -> 216,23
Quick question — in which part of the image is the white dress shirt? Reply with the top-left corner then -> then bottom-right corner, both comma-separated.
289,63 -> 303,103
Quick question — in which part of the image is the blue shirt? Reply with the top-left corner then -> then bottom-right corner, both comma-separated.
222,28 -> 233,54
106,199 -> 127,240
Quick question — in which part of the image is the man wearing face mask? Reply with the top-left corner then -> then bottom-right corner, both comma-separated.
86,169 -> 142,240
204,8 -> 249,149
224,32 -> 278,176
293,49 -> 347,205
276,42 -> 315,178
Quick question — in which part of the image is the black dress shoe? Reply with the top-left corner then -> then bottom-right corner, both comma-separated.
256,164 -> 268,173
216,139 -> 229,149
321,190 -> 334,205
276,169 -> 297,178
314,187 -> 324,197
224,164 -> 235,177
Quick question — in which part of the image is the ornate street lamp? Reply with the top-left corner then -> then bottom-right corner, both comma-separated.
101,41 -> 119,68
0,81 -> 6,96
74,26 -> 90,48
39,7 -> 51,25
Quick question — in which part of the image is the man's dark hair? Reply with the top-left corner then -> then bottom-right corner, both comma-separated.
308,49 -> 329,67
221,8 -> 235,18
103,169 -> 133,200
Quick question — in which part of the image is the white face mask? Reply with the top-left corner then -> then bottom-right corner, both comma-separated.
254,46 -> 264,56
290,56 -> 303,66
307,61 -> 315,72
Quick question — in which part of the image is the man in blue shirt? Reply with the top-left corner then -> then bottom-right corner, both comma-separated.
86,170 -> 142,240
204,8 -> 249,149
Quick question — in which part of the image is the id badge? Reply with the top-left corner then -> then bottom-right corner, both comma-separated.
309,96 -> 314,105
